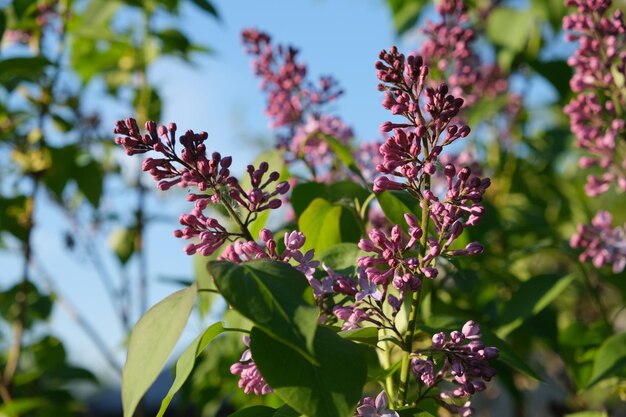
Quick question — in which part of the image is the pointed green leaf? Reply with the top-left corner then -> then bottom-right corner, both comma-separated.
337,327 -> 379,346
481,329 -> 542,381
207,260 -> 318,363
188,0 -> 220,19
229,406 -> 276,417
498,273 -> 576,338
122,284 -> 198,417
299,198 -> 360,254
250,326 -> 367,417
376,191 -> 419,229
156,322 -> 224,417
585,332 -> 626,388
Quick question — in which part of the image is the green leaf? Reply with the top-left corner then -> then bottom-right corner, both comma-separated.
155,28 -> 192,57
75,158 -> 104,207
0,398 -> 48,415
337,327 -> 379,346
317,243 -> 363,274
315,134 -> 363,180
108,227 -> 137,265
250,326 -> 367,417
498,273 -> 575,338
376,191 -> 418,229
229,406 -> 276,417
207,259 -> 318,363
0,196 -> 29,241
122,284 -> 198,417
0,281 -> 52,328
188,0 -> 220,19
156,322 -> 224,417
527,60 -> 572,101
76,0 -> 121,34
0,10 -> 6,40
564,412 -> 608,417
298,198 -> 344,254
291,181 -> 369,218
387,0 -> 428,36
481,329 -> 542,381
0,57 -> 51,91
487,8 -> 534,53
273,405 -> 303,417
585,332 -> 626,388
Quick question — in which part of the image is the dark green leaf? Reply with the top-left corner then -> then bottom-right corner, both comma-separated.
0,57 -> 52,91
207,260 -> 318,363
291,181 -> 369,218
157,322 -> 224,417
585,332 -> 626,388
229,406 -> 276,417
122,284 -> 198,417
498,273 -> 575,337
481,329 -> 542,381
527,60 -> 572,101
250,326 -> 367,417
0,281 -> 52,328
387,0 -> 428,36
0,10 -> 6,40
273,405 -> 302,417
75,158 -> 104,207
0,196 -> 29,241
189,0 -> 220,19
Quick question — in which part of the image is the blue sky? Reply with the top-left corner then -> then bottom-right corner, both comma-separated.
1,0 -> 423,383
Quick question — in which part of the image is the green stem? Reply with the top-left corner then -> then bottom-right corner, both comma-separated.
397,175 -> 431,406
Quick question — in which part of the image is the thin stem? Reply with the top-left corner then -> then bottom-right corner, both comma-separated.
397,174 -> 431,406
222,327 -> 251,334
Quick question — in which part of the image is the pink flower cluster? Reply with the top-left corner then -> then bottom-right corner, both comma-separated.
114,118 -> 289,256
563,0 -> 626,196
563,0 -> 626,272
570,210 -> 626,273
420,0 -> 509,106
354,392 -> 398,417
411,321 -> 498,416
230,336 -> 273,395
220,229 -> 320,281
242,29 -> 356,180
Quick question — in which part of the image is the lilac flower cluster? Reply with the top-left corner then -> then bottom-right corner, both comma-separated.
353,392 -> 398,417
241,29 -> 356,180
563,0 -> 626,196
570,210 -> 626,273
114,118 -> 290,256
411,321 -> 498,416
420,0 -> 509,106
563,0 -> 626,272
230,336 -> 273,395
373,48 -> 489,265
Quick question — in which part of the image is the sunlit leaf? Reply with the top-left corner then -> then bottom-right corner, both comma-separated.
122,284 -> 198,417
585,332 -> 626,388
156,322 -> 224,417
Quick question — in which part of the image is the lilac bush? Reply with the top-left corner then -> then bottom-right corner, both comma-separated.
113,1 -> 626,417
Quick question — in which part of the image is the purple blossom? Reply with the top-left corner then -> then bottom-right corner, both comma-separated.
411,321 -> 498,413
230,336 -> 273,395
570,210 -> 626,272
563,0 -> 626,196
354,391 -> 399,417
